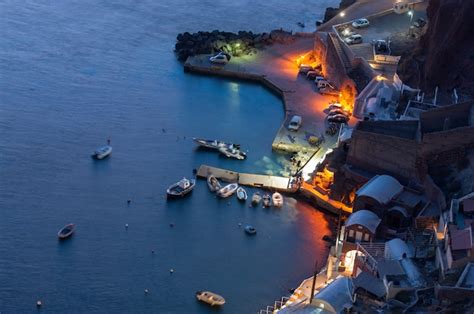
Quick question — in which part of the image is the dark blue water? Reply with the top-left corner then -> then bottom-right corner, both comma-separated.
0,1 -> 337,312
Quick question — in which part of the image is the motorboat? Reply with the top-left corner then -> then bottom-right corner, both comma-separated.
92,145 -> 112,160
218,146 -> 246,160
244,225 -> 257,235
272,192 -> 284,207
193,138 -> 238,150
207,175 -> 221,192
167,178 -> 196,197
217,183 -> 238,198
196,291 -> 225,306
251,192 -> 262,206
236,187 -> 247,201
58,223 -> 75,240
262,194 -> 271,207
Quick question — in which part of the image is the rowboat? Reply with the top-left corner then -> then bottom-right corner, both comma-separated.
92,145 -> 112,159
207,175 -> 221,192
251,192 -> 262,206
196,291 -> 225,306
58,223 -> 75,239
217,183 -> 238,198
263,194 -> 271,207
272,192 -> 284,207
167,178 -> 196,197
244,225 -> 257,235
236,187 -> 247,201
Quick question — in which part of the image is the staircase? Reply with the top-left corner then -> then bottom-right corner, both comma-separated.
258,297 -> 290,314
328,33 -> 352,71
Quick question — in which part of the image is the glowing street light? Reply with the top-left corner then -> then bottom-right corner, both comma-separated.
408,10 -> 414,23
339,12 -> 345,18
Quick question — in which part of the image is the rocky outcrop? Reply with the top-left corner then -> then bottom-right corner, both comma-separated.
322,0 -> 357,23
397,0 -> 474,99
174,29 -> 295,61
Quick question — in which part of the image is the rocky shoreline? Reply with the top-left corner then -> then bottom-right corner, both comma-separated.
174,29 -> 296,61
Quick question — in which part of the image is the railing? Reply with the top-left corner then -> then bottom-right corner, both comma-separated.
258,296 -> 290,314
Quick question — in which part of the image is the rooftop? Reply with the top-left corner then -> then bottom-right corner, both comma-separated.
457,263 -> 474,289
384,238 -> 413,260
345,209 -> 381,234
313,277 -> 354,313
356,120 -> 419,140
356,175 -> 404,205
420,101 -> 473,134
353,271 -> 386,298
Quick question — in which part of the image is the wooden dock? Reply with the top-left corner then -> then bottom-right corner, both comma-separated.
196,165 -> 295,192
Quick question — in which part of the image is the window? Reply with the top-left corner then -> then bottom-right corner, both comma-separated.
348,229 -> 354,238
364,233 -> 370,241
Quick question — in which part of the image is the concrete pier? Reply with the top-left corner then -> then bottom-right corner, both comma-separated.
196,165 -> 295,192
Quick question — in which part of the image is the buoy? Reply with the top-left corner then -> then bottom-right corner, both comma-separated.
127,199 -> 131,205
170,223 -> 174,227
125,224 -> 129,229
170,268 -> 174,274
238,223 -> 242,227
144,289 -> 149,294
152,250 -> 155,254
36,300 -> 42,307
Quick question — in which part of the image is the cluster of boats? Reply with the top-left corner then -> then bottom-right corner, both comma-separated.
193,138 -> 246,160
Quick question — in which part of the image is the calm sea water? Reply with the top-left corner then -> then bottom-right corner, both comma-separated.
0,0 -> 338,313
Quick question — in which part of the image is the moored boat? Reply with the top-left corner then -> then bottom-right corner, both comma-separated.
195,291 -> 226,306
218,146 -> 246,160
236,187 -> 247,201
193,138 -> 238,150
272,192 -> 284,207
92,145 -> 112,160
251,192 -> 262,206
216,183 -> 238,198
58,223 -> 75,239
167,178 -> 196,197
262,194 -> 271,207
244,225 -> 257,235
207,175 -> 221,192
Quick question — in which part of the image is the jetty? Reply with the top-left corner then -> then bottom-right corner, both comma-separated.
196,165 -> 296,192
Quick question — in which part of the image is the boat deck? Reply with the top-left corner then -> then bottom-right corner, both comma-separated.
196,165 -> 296,192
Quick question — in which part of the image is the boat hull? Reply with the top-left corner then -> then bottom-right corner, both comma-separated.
167,179 -> 196,198
217,183 -> 239,198
196,291 -> 225,306
58,223 -> 75,240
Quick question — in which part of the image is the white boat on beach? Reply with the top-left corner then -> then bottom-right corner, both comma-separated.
92,145 -> 112,160
218,146 -> 246,160
236,187 -> 247,201
207,175 -> 221,192
217,183 -> 238,198
263,194 -> 271,207
251,192 -> 262,206
167,178 -> 196,197
272,192 -> 284,207
196,291 -> 225,306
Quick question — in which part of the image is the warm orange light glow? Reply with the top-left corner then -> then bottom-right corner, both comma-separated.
376,75 -> 386,81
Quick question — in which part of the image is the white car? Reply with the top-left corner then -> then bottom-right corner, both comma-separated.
209,53 -> 229,64
288,115 -> 302,131
352,18 -> 370,28
344,34 -> 362,45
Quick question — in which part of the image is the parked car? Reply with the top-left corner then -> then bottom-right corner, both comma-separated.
319,87 -> 340,96
209,52 -> 229,64
374,40 -> 389,54
299,64 -> 314,74
328,108 -> 351,117
414,18 -> 426,28
344,34 -> 362,45
288,115 -> 302,131
307,70 -> 322,80
327,114 -> 349,123
352,18 -> 370,28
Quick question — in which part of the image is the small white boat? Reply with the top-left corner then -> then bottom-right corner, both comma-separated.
244,225 -> 257,235
236,187 -> 247,201
217,183 -> 238,198
218,146 -> 246,160
272,192 -> 284,207
207,175 -> 221,192
167,178 -> 196,197
196,291 -> 225,306
251,192 -> 262,206
263,194 -> 271,207
92,145 -> 112,160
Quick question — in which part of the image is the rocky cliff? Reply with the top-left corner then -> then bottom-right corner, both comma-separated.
398,0 -> 474,99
